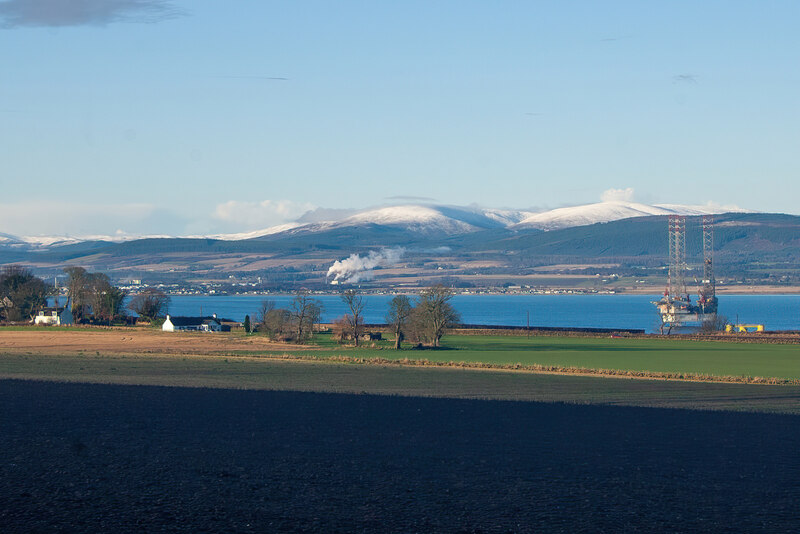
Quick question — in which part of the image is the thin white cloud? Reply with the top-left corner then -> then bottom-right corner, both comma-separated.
213,200 -> 316,228
601,187 -> 635,202
0,201 -> 184,237
0,0 -> 184,28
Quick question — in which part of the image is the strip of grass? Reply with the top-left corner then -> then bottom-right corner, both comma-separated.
2,352 -> 800,414
288,333 -> 800,381
436,335 -> 800,380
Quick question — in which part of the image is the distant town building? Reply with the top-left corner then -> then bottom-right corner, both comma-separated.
162,314 -> 223,332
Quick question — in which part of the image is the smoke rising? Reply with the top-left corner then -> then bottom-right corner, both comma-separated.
327,248 -> 404,284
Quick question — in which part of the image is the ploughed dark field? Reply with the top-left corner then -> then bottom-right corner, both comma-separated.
1,380 -> 799,533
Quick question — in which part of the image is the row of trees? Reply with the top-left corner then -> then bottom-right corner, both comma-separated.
64,267 -> 170,324
246,285 -> 460,347
254,285 -> 460,348
0,265 -> 170,325
0,265 -> 128,324
249,291 -> 324,343
63,267 -> 127,324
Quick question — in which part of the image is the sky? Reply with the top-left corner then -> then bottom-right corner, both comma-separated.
1,0 -> 798,237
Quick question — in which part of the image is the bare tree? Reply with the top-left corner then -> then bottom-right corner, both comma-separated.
289,290 -> 324,343
331,314 -> 350,343
307,300 -> 323,339
128,288 -> 170,324
256,299 -> 276,332
95,283 -> 127,324
414,284 -> 461,347
700,314 -> 728,334
386,294 -> 412,349
255,299 -> 291,340
63,267 -> 89,322
85,273 -> 127,324
341,289 -> 365,346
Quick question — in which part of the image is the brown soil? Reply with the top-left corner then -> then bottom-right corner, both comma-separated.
0,328 -> 306,357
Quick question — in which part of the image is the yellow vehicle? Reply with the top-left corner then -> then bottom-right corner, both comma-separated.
725,324 -> 765,333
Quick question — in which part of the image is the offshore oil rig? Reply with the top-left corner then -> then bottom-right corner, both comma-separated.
654,215 -> 718,334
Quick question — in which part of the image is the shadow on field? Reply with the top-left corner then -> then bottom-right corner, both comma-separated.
1,379 -> 798,532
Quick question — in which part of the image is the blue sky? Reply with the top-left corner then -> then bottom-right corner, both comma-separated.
1,0 -> 798,236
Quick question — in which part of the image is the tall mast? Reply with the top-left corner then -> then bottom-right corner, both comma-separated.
699,215 -> 717,312
667,215 -> 687,299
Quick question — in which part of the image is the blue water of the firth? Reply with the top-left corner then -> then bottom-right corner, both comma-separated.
164,294 -> 800,334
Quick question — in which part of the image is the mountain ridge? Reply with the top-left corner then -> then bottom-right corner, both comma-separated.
2,201 -> 750,246
2,212 -> 798,289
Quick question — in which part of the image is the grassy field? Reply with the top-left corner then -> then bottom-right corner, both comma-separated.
421,335 -> 800,380
2,327 -> 798,381
2,328 -> 799,413
277,333 -> 800,381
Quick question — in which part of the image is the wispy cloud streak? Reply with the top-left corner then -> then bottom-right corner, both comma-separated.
0,0 -> 184,28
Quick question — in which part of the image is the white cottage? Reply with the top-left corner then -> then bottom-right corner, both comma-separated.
162,314 -> 222,332
34,303 -> 74,326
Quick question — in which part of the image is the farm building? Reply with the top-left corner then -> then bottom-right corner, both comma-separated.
33,301 -> 74,326
162,314 -> 224,332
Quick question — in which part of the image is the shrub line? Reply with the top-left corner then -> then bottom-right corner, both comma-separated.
251,352 -> 799,386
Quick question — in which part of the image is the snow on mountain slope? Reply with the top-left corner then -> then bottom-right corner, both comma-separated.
512,201 -> 740,231
654,204 -> 750,215
343,206 -> 472,232
199,223 -> 304,241
10,234 -> 174,248
481,208 -> 536,226
295,205 -> 516,235
0,232 -> 24,244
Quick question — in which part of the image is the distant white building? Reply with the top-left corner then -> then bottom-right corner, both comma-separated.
34,301 -> 74,326
162,314 -> 222,332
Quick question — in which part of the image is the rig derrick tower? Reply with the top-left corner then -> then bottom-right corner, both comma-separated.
654,215 -> 718,334
698,215 -> 718,316
667,215 -> 687,301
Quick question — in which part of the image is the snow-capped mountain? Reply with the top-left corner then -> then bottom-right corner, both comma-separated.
253,202 -> 745,238
333,205 -> 516,234
0,233 -> 174,248
1,201 -> 752,246
0,232 -> 84,248
256,205 -> 536,238
512,201 -> 747,231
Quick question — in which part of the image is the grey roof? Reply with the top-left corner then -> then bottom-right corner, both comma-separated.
167,316 -> 221,327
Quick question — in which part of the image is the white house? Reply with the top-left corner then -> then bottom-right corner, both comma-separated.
162,314 -> 223,332
34,301 -> 74,326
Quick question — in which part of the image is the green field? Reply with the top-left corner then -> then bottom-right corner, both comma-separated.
278,333 -> 800,382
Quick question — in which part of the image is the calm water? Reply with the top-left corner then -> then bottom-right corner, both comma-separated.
164,294 -> 800,334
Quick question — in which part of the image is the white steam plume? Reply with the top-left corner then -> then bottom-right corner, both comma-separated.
327,248 -> 404,284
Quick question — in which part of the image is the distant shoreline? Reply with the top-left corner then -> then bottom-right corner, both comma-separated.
157,286 -> 800,297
